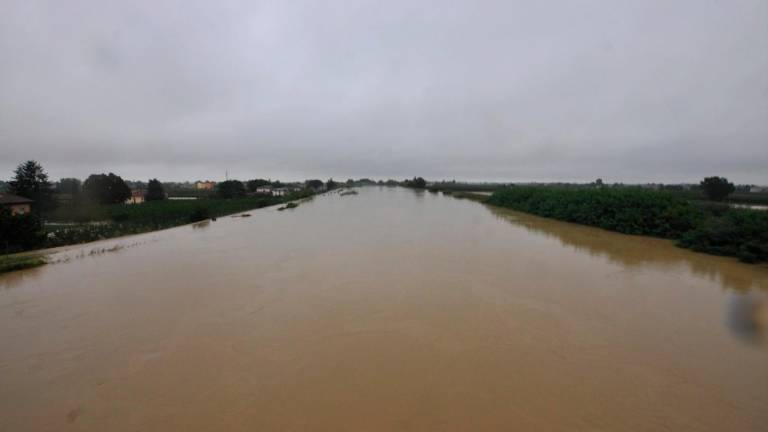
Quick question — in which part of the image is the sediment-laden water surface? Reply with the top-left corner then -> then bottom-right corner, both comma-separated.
1,187 -> 767,431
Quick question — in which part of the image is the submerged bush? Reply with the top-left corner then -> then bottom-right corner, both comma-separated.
189,206 -> 211,222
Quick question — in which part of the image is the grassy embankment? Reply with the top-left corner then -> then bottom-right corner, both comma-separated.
485,187 -> 768,263
43,190 -> 313,249
0,253 -> 47,273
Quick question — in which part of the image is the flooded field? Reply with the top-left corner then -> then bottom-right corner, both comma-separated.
1,187 -> 767,431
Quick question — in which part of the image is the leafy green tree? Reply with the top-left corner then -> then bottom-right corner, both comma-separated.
8,160 -> 54,212
216,180 -> 246,198
57,177 -> 83,205
83,173 -> 132,204
145,179 -> 166,201
246,179 -> 270,192
700,176 -> 735,201
326,178 -> 338,190
58,178 -> 82,195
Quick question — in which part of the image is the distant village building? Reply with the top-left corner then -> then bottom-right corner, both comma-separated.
0,193 -> 33,215
125,190 -> 145,205
750,186 -> 766,193
255,185 -> 272,195
272,188 -> 289,196
196,181 -> 216,190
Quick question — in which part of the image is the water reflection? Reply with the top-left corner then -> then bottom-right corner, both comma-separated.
482,203 -> 768,348
192,220 -> 210,229
0,266 -> 43,290
484,205 -> 768,293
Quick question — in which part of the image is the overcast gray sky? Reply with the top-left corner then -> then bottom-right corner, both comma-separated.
1,0 -> 766,183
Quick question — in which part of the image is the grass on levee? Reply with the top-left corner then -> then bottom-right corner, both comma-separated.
40,191 -> 313,250
0,253 -> 47,274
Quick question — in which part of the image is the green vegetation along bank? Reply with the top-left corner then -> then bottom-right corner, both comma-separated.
486,187 -> 768,263
3,191 -> 313,259
0,253 -> 47,273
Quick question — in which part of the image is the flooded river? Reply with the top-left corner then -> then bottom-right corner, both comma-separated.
1,187 -> 767,431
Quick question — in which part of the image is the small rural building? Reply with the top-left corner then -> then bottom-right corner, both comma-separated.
125,190 -> 145,205
196,181 -> 216,190
255,185 -> 273,195
0,193 -> 33,215
273,188 -> 289,196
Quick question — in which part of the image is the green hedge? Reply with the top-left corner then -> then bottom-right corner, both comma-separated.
679,208 -> 768,263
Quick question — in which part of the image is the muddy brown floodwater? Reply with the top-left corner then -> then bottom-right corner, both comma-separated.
1,187 -> 767,431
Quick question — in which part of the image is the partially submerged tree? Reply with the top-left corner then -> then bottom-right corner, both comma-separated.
145,179 -> 166,201
700,176 -> 735,201
8,160 -> 54,212
83,173 -> 132,204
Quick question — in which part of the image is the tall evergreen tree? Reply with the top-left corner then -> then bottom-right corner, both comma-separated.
8,160 -> 54,212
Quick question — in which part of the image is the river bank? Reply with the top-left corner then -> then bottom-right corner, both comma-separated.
0,190 -> 315,273
483,186 -> 768,263
0,252 -> 46,273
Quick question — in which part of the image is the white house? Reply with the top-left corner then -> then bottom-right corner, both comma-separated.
273,188 -> 289,196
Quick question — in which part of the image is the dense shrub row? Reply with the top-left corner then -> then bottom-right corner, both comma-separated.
678,208 -> 768,263
487,187 -> 768,263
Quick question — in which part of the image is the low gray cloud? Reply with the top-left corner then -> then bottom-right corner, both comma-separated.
1,0 -> 766,183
